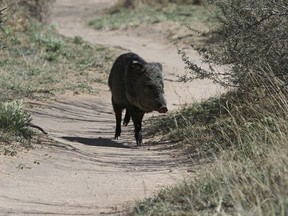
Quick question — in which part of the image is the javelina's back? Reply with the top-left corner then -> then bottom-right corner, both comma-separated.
108,53 -> 146,107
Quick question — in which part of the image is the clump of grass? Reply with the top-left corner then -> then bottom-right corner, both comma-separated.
147,89 -> 288,158
145,93 -> 227,156
0,100 -> 32,140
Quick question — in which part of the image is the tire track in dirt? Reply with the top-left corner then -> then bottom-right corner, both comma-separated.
0,1 -> 222,215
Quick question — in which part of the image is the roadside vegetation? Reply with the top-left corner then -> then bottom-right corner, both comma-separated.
131,0 -> 288,215
89,0 -> 208,45
0,0 -> 121,154
89,4 -> 208,30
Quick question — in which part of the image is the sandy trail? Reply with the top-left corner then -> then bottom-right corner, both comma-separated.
0,1 -> 222,215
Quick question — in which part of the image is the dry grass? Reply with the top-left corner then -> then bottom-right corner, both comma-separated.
133,89 -> 288,215
0,20 -> 121,101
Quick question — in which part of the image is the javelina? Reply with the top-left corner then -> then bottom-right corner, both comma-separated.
108,52 -> 168,145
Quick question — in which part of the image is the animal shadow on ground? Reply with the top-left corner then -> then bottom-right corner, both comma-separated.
61,136 -> 131,148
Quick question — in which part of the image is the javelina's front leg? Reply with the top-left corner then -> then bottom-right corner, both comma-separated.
115,110 -> 121,139
130,108 -> 144,145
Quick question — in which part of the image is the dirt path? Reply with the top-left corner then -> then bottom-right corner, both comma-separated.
0,1 -> 223,215
52,0 -> 223,108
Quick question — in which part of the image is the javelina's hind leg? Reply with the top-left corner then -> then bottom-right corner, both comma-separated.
112,100 -> 122,140
131,109 -> 145,145
123,109 -> 130,126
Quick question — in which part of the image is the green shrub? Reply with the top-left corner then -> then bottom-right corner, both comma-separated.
0,100 -> 32,139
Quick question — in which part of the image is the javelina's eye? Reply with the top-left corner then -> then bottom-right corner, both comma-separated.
146,85 -> 153,90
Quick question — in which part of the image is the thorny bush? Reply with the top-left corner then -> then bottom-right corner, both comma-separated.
180,0 -> 288,98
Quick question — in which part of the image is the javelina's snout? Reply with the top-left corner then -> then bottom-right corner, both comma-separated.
156,97 -> 168,113
158,106 -> 168,113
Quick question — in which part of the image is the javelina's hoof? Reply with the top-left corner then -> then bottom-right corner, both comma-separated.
114,133 -> 120,140
115,128 -> 121,140
135,132 -> 142,146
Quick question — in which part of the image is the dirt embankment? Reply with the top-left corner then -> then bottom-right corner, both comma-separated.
0,1 -> 223,215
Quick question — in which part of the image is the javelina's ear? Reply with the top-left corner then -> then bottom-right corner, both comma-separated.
155,63 -> 162,72
132,60 -> 145,74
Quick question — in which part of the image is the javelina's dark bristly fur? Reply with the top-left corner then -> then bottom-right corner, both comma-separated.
108,52 -> 168,145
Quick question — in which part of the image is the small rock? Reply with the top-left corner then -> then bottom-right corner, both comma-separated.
34,160 -> 40,165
